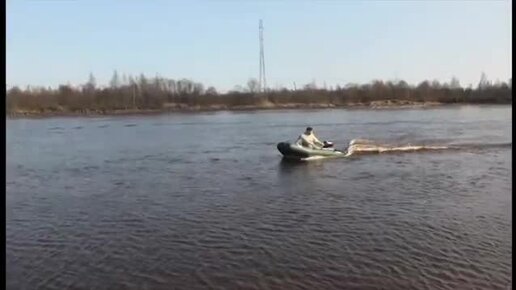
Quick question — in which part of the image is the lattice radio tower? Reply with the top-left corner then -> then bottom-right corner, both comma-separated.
259,19 -> 266,93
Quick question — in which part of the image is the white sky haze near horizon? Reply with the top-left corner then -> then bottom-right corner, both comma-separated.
6,0 -> 512,91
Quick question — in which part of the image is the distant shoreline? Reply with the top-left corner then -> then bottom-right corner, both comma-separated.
6,101 -> 510,119
8,76 -> 511,119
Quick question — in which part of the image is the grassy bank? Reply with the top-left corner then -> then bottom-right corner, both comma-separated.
3,101 -> 486,119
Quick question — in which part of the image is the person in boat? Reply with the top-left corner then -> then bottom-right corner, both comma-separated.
296,127 -> 325,149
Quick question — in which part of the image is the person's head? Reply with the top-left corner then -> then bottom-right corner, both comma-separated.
305,127 -> 313,134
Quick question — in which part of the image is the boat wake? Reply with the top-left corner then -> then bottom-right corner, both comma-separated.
344,139 -> 510,157
278,138 -> 510,161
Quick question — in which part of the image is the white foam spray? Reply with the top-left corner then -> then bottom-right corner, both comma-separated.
345,139 -> 448,157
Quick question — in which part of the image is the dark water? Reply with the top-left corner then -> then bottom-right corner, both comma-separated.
6,105 -> 512,290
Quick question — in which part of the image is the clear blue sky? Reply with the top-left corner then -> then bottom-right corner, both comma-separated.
7,0 -> 512,91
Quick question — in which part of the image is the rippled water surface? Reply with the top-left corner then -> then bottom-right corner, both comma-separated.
6,105 -> 512,289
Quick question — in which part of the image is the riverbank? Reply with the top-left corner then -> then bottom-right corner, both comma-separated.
7,77 -> 511,119
5,100 -> 465,118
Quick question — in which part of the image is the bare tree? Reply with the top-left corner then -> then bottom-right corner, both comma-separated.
206,86 -> 218,95
478,72 -> 490,89
449,77 -> 461,89
304,81 -> 317,90
83,73 -> 96,93
110,70 -> 120,89
247,78 -> 260,93
192,83 -> 204,95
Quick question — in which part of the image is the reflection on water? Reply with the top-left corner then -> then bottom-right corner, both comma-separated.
6,106 -> 512,290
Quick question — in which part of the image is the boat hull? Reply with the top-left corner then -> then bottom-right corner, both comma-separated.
276,142 -> 345,160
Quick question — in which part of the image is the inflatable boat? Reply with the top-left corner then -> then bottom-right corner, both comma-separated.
276,142 -> 346,160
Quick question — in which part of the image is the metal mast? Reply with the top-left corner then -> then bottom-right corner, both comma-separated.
259,19 -> 266,93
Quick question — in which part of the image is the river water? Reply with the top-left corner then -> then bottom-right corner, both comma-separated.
6,105 -> 512,289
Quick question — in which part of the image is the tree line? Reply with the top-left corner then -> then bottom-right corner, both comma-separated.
6,72 -> 511,115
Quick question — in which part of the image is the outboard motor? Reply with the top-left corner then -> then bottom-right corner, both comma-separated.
323,141 -> 334,148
